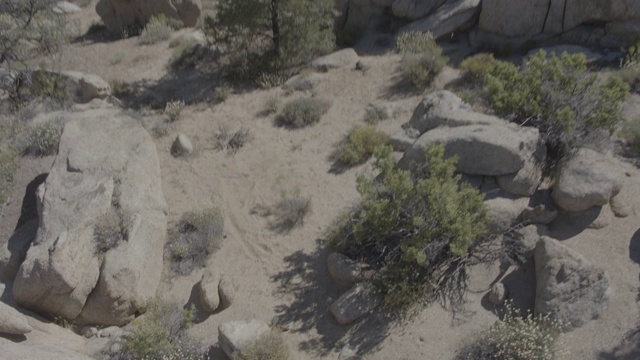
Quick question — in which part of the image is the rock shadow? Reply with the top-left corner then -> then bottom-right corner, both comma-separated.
598,325 -> 640,360
16,173 -> 47,230
629,227 -> 640,265
270,240 -> 393,358
481,259 -> 537,313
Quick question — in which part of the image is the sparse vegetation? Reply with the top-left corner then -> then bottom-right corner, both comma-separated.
138,15 -> 173,45
0,146 -> 17,205
164,100 -> 185,122
214,126 -> 251,154
94,208 -> 132,253
328,145 -> 488,313
258,72 -> 287,89
363,103 -> 390,124
215,86 -> 231,102
109,79 -> 132,99
396,32 -> 446,91
460,53 -> 498,83
252,191 -> 312,233
118,300 -> 201,360
620,116 -> 640,153
620,36 -> 640,93
458,302 -> 564,360
25,118 -> 63,156
166,207 -> 224,275
232,330 -> 290,360
264,96 -> 282,115
276,97 -> 330,128
337,125 -> 389,166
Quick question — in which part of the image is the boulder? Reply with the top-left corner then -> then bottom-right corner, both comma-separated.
478,0 -> 550,38
0,219 -> 38,282
53,1 -> 82,14
283,73 -> 325,92
484,193 -> 530,231
172,134 -> 194,156
218,274 -> 235,311
96,0 -> 201,33
610,194 -> 634,218
506,224 -> 549,261
0,302 -> 32,335
496,144 -> 545,197
330,282 -> 382,325
392,0 -> 448,20
399,0 -> 481,39
13,108 -> 167,326
534,237 -> 609,331
199,267 -> 222,313
218,320 -> 270,359
311,48 -> 359,71
398,124 -> 541,176
327,252 -> 365,287
407,91 -> 506,135
389,130 -> 417,152
551,148 -> 623,212
521,205 -> 558,225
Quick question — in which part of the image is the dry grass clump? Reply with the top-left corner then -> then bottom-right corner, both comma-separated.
276,97 -> 330,128
396,31 -> 447,91
94,208 -> 133,253
166,207 -> 224,275
363,103 -> 390,124
252,191 -> 312,234
25,118 -> 63,156
337,125 -> 389,166
460,53 -> 498,83
258,72 -> 287,89
139,15 -> 173,45
232,330 -> 290,360
214,126 -> 251,154
164,100 -> 185,122
263,96 -> 282,115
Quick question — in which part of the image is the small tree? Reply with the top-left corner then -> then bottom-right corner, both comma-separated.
206,0 -> 335,81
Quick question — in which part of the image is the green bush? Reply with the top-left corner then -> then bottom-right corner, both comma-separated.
483,50 -> 629,161
26,118 -> 63,156
232,330 -> 289,360
139,15 -> 173,45
363,103 -> 390,124
0,146 -> 17,205
458,302 -> 564,360
121,300 -> 200,360
329,145 -> 488,313
338,125 -> 389,166
395,31 -> 436,54
257,72 -> 287,89
397,32 -> 446,91
460,53 -> 498,82
166,207 -> 224,275
276,97 -> 330,128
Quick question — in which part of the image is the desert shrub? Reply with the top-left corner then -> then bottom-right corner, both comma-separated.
483,50 -> 629,163
94,208 -> 132,253
363,103 -> 390,124
460,53 -> 498,82
338,125 -> 389,166
109,79 -> 131,98
120,300 -> 201,360
170,40 -> 203,71
27,71 -> 71,101
214,126 -> 251,154
458,302 -> 564,360
215,86 -> 230,102
253,191 -> 311,233
139,15 -> 173,45
276,97 -> 330,128
258,72 -> 287,89
0,146 -> 17,205
25,118 -> 63,156
397,32 -> 446,91
264,96 -> 281,115
166,207 -> 224,275
328,145 -> 488,313
620,116 -> 640,153
232,330 -> 290,360
164,100 -> 185,122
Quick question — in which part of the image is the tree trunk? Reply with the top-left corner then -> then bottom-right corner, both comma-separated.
271,0 -> 281,58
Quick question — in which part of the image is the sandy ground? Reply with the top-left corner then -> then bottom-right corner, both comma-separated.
2,2 -> 640,360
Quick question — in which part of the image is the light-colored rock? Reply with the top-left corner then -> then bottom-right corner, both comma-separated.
521,205 -> 558,225
1,337 -> 94,360
172,134 -> 194,156
218,320 -> 270,359
98,325 -> 124,338
199,267 -> 222,313
172,30 -> 206,46
81,326 -> 98,338
53,1 -> 82,13
399,0 -> 481,38
218,274 -> 235,311
399,124 -> 541,176
534,237 -> 609,331
479,0 -> 550,37
311,48 -> 359,71
330,282 -> 382,325
496,145 -> 545,196
31,70 -> 111,103
407,91 -> 506,135
610,194 -> 634,217
283,73 -> 325,91
392,0 -> 447,20
327,252 -> 365,287
0,302 -> 32,335
13,108 -> 167,326
484,193 -> 530,231
96,0 -> 201,33
562,204 -> 615,229
552,148 -> 623,212
488,282 -> 508,305
0,219 -> 38,282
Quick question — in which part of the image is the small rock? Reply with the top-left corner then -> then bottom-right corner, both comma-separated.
330,282 -> 382,325
610,194 -> 633,217
327,252 -> 365,287
520,205 -> 558,225
339,344 -> 360,359
218,274 -> 235,311
172,134 -> 194,156
81,326 -> 98,338
283,73 -> 324,91
199,267 -> 222,313
0,301 -> 32,335
311,48 -> 359,71
98,326 -> 123,338
218,320 -> 270,359
488,283 -> 508,305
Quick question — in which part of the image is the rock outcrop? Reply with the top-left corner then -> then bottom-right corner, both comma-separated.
218,320 -> 271,359
96,0 -> 201,33
13,108 -> 167,326
330,282 -> 383,325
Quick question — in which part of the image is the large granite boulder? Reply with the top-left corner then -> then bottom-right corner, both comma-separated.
399,0 -> 481,38
13,108 -> 167,326
96,0 -> 201,33
534,237 -> 609,331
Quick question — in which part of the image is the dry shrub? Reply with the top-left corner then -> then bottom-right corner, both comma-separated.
232,330 -> 289,360
94,208 -> 133,253
252,192 -> 311,234
25,118 -> 63,156
338,125 -> 389,166
363,103 -> 390,124
276,97 -> 330,128
139,15 -> 173,45
164,100 -> 185,122
214,126 -> 251,154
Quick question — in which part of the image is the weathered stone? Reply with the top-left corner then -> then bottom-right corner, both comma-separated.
96,0 -> 201,33
330,282 -> 382,325
311,48 -> 359,71
534,237 -> 609,331
98,326 -> 124,338
507,224 -> 549,261
283,73 -> 325,92
0,302 -> 32,335
81,326 -> 98,338
552,148 -> 623,212
218,320 -> 270,359
496,147 -> 545,197
610,194 -> 634,218
218,274 -> 235,311
389,130 -> 416,152
399,0 -> 481,38
327,252 -> 365,287
392,0 -> 448,20
199,267 -> 222,313
53,1 -> 82,14
31,70 -> 111,103
172,134 -> 193,156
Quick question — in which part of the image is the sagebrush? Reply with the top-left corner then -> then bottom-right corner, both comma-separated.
363,103 -> 390,124
139,15 -> 173,45
165,100 -> 185,122
94,208 -> 132,253
329,145 -> 488,313
338,125 -> 389,166
396,32 -> 446,91
276,97 -> 330,128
